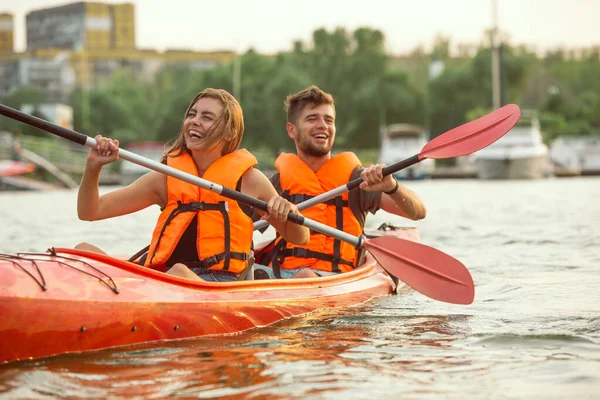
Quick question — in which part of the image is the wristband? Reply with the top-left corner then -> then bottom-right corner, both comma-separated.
383,178 -> 399,195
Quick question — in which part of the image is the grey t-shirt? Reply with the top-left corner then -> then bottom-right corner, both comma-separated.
262,166 -> 381,228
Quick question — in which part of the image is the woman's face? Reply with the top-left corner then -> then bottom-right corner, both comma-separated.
183,97 -> 225,152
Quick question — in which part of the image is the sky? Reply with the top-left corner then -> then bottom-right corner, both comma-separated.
2,0 -> 599,55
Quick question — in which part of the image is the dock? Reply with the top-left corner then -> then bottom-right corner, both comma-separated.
431,165 -> 477,179
0,175 -> 63,191
19,148 -> 78,188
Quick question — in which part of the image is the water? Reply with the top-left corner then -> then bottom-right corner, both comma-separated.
1,177 -> 599,399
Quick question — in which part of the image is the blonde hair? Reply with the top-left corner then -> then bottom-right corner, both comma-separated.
285,85 -> 335,125
162,88 -> 244,162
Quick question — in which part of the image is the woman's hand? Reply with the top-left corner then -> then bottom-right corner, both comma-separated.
262,196 -> 299,223
87,135 -> 120,168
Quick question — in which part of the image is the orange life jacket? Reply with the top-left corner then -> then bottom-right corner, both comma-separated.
269,152 -> 363,273
145,149 -> 257,274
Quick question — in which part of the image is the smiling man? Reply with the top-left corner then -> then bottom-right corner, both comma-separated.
255,85 -> 427,279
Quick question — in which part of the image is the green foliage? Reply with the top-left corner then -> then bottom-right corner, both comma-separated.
465,107 -> 492,121
2,86 -> 45,108
427,43 -> 538,139
0,86 -> 46,136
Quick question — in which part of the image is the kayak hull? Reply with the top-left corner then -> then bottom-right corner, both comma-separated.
0,228 -> 414,364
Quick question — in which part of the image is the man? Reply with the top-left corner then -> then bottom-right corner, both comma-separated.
255,85 -> 426,279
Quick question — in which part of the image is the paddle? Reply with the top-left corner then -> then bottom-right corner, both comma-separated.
254,103 -> 520,231
0,103 -> 474,305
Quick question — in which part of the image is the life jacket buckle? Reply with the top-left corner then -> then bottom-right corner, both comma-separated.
189,202 -> 205,211
202,255 -> 220,268
294,248 -> 309,258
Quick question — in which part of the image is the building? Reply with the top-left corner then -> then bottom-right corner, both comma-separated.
26,2 -> 135,51
0,53 -> 74,101
0,2 -> 235,102
0,13 -> 13,54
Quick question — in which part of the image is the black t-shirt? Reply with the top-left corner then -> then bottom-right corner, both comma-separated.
166,215 -> 200,268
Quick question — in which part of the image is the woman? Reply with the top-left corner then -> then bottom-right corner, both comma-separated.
76,88 -> 309,282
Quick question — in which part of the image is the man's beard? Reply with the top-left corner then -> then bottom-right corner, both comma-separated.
297,135 -> 331,157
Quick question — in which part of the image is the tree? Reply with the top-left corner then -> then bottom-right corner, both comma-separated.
0,86 -> 46,135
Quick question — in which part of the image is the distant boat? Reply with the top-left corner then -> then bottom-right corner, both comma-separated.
0,160 -> 54,191
0,160 -> 36,177
550,135 -> 600,176
473,110 -> 551,179
120,142 -> 165,185
378,124 -> 434,180
0,131 -> 74,191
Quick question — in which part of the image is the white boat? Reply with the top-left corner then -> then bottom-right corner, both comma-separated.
580,137 -> 600,175
550,135 -> 600,176
378,124 -> 434,180
473,110 -> 551,179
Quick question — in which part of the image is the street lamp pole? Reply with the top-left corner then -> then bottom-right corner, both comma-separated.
233,54 -> 241,103
491,0 -> 502,109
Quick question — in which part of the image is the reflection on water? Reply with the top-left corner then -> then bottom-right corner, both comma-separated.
1,178 -> 600,398
0,305 -> 475,399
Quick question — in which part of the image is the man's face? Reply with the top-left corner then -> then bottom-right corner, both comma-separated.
289,103 -> 336,157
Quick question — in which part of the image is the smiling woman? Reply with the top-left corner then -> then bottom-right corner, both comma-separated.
74,88 -> 309,282
165,89 -> 244,159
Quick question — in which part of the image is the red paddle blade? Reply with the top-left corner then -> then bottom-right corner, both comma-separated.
420,104 -> 521,160
363,236 -> 474,305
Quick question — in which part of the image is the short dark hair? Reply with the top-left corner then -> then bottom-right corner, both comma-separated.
285,85 -> 335,124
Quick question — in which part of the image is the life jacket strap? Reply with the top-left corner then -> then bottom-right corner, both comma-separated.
281,191 -> 349,207
148,200 -> 232,266
279,247 -> 354,267
187,251 -> 249,269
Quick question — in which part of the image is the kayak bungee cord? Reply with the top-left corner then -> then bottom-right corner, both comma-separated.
0,249 -> 120,294
0,254 -> 47,291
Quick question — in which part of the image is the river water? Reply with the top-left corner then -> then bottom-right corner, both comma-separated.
0,177 -> 599,399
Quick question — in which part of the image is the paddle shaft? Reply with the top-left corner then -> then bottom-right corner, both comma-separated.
254,154 -> 419,230
292,154 -> 419,207
0,104 -> 363,248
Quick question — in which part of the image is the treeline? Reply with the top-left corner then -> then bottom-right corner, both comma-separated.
2,27 -> 599,155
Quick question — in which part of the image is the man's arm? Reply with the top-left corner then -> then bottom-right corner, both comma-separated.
378,180 -> 427,220
358,164 -> 426,221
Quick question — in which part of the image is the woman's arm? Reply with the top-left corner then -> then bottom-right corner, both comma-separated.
77,136 -> 166,221
241,168 -> 309,245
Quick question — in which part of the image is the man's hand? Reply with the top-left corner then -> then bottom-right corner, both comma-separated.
359,164 -> 396,192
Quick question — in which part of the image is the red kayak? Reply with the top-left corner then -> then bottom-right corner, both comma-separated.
0,226 -> 418,364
